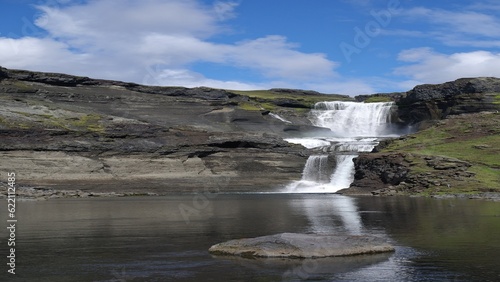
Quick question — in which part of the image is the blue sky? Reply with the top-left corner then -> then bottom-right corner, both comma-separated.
1,0 -> 500,95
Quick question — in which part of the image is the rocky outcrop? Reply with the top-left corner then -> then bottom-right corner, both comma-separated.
208,233 -> 394,258
342,153 -> 478,196
396,77 -> 500,126
345,153 -> 410,194
353,77 -> 500,128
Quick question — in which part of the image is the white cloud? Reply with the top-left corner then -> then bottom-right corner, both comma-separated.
143,68 -> 262,90
395,7 -> 500,48
36,0 -> 220,39
213,1 -> 239,20
0,0 -> 346,93
0,37 -> 86,72
394,48 -> 500,84
467,1 -> 500,13
305,80 -> 376,95
405,8 -> 500,37
229,36 -> 337,80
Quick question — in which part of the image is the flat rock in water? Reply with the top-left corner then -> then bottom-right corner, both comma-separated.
209,233 -> 394,258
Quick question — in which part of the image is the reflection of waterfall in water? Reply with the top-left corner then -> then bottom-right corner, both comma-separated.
293,196 -> 363,235
286,101 -> 398,193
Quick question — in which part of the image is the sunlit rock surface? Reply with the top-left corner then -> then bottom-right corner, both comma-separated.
209,233 -> 394,258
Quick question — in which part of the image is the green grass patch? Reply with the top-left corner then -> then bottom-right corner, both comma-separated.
383,113 -> 500,192
261,102 -> 277,111
469,165 -> 500,191
8,81 -> 37,92
364,96 -> 393,103
229,89 -> 353,109
494,94 -> 500,104
384,126 -> 453,152
238,102 -> 261,111
415,136 -> 500,167
387,128 -> 499,168
3,111 -> 106,133
69,114 -> 105,133
2,117 -> 33,129
0,116 -> 8,127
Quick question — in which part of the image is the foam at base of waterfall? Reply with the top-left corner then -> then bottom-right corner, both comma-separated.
285,138 -> 330,149
285,154 -> 357,193
285,180 -> 349,193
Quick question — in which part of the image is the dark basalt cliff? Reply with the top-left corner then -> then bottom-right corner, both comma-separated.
395,77 -> 500,127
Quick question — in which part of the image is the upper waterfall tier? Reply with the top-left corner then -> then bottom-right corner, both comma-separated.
310,101 -> 395,137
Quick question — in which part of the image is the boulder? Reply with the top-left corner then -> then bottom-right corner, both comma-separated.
346,153 -> 410,194
208,233 -> 394,258
396,77 -> 500,127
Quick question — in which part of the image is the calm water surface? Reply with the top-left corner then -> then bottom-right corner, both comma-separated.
1,194 -> 499,281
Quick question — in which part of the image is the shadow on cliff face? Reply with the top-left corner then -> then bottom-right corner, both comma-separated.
396,77 -> 500,129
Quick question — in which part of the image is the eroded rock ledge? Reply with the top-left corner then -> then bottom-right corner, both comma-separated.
208,233 -> 394,258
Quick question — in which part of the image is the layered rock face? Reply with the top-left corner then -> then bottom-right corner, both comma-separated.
396,77 -> 500,127
344,153 -> 477,196
0,67 -> 326,193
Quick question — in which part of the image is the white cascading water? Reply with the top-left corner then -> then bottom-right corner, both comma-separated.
285,101 -> 397,193
328,155 -> 357,189
311,101 -> 394,137
302,155 -> 329,182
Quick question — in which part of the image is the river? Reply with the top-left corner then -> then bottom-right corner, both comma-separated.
1,194 -> 499,281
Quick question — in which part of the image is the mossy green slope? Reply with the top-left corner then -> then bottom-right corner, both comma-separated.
382,112 -> 500,193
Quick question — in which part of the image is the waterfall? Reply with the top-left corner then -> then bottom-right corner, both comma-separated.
286,101 -> 397,193
310,101 -> 394,137
329,155 -> 357,189
302,155 -> 330,183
